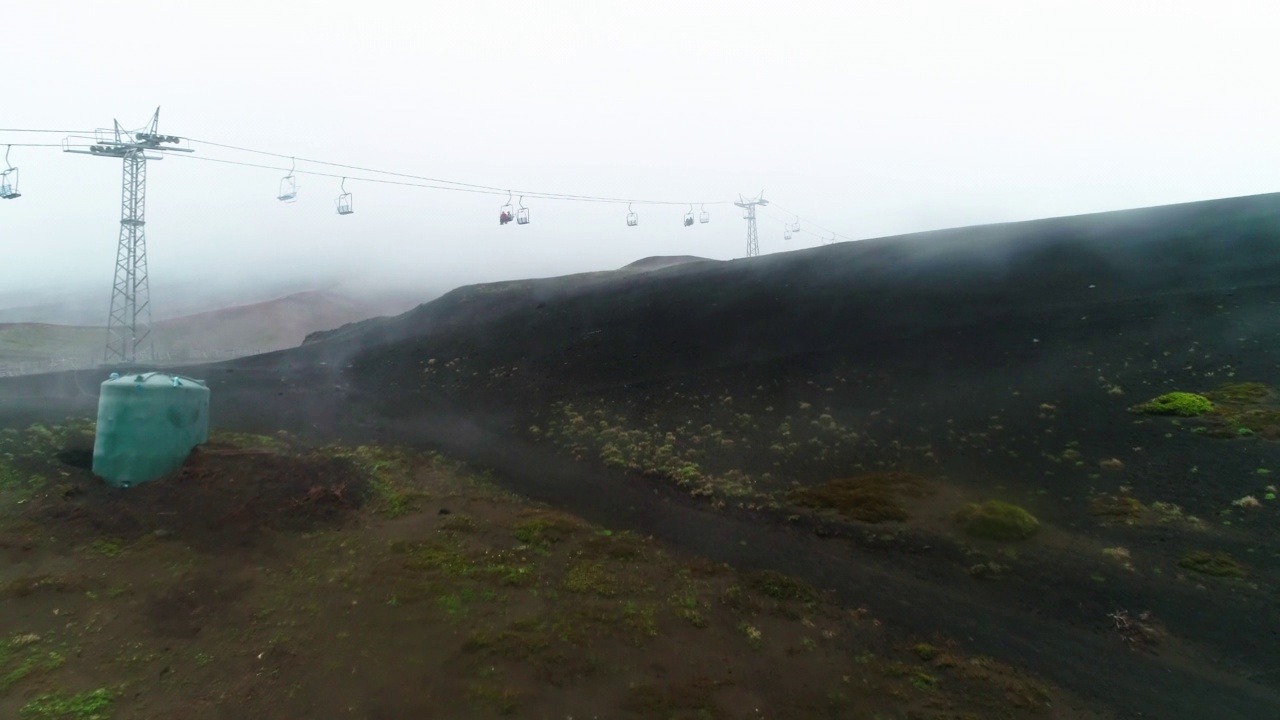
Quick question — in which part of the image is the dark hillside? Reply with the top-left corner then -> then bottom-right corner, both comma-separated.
5,192 -> 1280,719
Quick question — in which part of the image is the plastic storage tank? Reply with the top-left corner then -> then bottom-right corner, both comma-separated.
92,372 -> 210,488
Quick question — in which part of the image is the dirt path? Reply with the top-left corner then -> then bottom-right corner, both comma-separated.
356,406 -> 1280,720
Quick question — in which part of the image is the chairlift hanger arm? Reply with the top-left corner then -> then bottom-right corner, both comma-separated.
63,149 -> 165,160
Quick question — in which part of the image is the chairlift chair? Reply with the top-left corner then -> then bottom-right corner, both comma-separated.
499,190 -> 514,225
2,147 -> 21,200
516,196 -> 530,225
699,204 -> 709,224
0,168 -> 18,200
626,202 -> 638,227
783,228 -> 792,241
683,204 -> 695,227
277,157 -> 298,203
336,177 -> 354,215
790,220 -> 801,233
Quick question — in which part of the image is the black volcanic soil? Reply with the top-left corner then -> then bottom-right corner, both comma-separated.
6,193 -> 1280,719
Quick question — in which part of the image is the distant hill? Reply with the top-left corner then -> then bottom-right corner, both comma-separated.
154,290 -> 386,356
620,255 -> 715,271
0,290 -> 419,375
0,278 -> 331,326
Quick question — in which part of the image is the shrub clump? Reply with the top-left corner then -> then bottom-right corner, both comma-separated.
955,501 -> 1039,541
1129,392 -> 1214,417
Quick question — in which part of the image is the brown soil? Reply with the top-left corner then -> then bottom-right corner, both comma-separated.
0,431 -> 1105,720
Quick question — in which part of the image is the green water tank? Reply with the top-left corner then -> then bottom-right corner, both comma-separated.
92,372 -> 210,488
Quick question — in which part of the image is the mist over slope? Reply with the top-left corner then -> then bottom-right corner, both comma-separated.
311,191 -> 1280,396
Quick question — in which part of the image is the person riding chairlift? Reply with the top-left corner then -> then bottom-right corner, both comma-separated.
499,210 -> 512,225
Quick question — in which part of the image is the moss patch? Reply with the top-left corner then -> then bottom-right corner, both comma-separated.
956,501 -> 1039,541
913,643 -> 938,661
1178,551 -> 1246,577
744,570 -> 819,603
1130,392 -> 1214,417
19,688 -> 114,719
1204,382 -> 1270,404
1089,495 -> 1145,521
788,472 -> 929,523
512,510 -> 586,547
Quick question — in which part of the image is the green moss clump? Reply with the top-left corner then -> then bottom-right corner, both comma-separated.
1129,392 -> 1214,417
956,501 -> 1039,541
1178,551 -> 1246,577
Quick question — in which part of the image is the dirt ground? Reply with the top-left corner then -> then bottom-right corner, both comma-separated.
0,424 -> 1105,720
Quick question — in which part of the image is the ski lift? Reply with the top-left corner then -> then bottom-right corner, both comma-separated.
626,202 -> 638,227
683,204 -> 694,227
335,177 -> 353,215
1,146 -> 21,200
699,203 -> 709,224
499,190 -> 514,225
790,218 -> 801,234
516,196 -> 530,225
277,157 -> 297,203
784,227 -> 792,241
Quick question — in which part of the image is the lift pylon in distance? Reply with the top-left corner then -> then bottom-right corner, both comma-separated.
734,191 -> 767,257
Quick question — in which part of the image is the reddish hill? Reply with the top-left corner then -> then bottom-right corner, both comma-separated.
152,290 -> 391,357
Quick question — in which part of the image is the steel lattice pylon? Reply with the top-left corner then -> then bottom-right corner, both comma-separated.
734,192 -> 768,258
63,108 -> 191,365
107,149 -> 152,364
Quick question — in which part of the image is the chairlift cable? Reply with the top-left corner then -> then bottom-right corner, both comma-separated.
0,128 -> 97,134
176,136 -> 729,207
767,203 -> 855,242
166,153 -> 724,206
5,126 -> 850,248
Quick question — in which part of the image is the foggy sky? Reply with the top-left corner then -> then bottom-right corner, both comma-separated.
3,0 -> 1278,305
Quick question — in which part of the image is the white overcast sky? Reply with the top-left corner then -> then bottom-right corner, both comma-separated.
2,0 -> 1278,303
